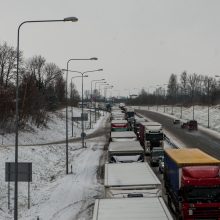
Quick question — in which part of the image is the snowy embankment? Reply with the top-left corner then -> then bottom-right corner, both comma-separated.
0,108 -> 108,220
135,105 -> 220,133
2,107 -> 103,146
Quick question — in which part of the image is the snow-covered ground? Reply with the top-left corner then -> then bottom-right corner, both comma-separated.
1,107 -> 106,146
135,105 -> 220,133
0,108 -> 109,220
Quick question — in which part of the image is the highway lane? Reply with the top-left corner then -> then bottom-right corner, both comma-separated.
136,109 -> 220,159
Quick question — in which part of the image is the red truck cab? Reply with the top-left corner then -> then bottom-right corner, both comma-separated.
181,166 -> 220,219
164,148 -> 220,220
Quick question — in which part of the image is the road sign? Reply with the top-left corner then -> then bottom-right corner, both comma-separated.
72,117 -> 81,121
6,162 -> 32,210
81,113 -> 88,121
5,162 -> 32,182
81,132 -> 86,138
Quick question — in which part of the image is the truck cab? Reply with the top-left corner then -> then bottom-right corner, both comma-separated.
180,166 -> 220,219
141,122 -> 164,154
150,147 -> 164,166
139,121 -> 164,154
164,148 -> 220,219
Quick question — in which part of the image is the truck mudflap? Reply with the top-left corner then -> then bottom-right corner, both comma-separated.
182,202 -> 220,219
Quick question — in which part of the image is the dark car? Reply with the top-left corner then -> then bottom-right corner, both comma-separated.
181,120 -> 198,130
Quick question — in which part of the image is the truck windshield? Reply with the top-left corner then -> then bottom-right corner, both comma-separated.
183,186 -> 220,202
146,133 -> 164,141
127,112 -> 134,118
152,151 -> 164,157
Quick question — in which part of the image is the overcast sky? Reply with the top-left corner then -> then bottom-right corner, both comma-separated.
1,0 -> 220,97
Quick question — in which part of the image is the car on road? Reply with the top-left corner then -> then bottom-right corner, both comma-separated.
181,120 -> 198,130
173,119 -> 180,124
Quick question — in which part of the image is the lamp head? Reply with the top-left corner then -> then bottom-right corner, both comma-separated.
64,17 -> 78,22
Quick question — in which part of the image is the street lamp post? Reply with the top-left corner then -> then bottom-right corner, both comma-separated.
67,69 -> 103,148
207,78 -> 211,128
180,88 -> 183,119
15,17 -> 78,220
71,75 -> 88,137
99,83 -> 109,100
163,88 -> 166,113
63,57 -> 97,175
104,85 -> 114,101
94,81 -> 107,122
90,79 -> 105,128
91,79 -> 105,107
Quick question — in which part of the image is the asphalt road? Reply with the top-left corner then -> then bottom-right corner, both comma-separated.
136,109 -> 220,159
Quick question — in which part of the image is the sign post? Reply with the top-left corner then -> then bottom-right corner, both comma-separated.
5,162 -> 32,210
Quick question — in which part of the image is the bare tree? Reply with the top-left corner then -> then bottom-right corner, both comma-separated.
0,42 -> 19,87
167,73 -> 178,104
26,55 -> 46,89
43,63 -> 62,88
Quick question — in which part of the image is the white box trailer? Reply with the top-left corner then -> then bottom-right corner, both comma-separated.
92,197 -> 173,220
110,131 -> 137,142
108,141 -> 144,163
104,162 -> 161,198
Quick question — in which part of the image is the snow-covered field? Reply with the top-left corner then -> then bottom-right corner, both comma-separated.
0,108 -> 108,220
135,105 -> 220,132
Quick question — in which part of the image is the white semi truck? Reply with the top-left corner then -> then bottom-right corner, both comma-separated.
108,140 -> 144,163
92,197 -> 173,220
104,162 -> 161,198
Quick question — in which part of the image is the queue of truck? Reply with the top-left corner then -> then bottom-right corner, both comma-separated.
93,104 -> 220,219
92,104 -> 173,220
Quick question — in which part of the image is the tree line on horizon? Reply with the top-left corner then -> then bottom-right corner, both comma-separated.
0,42 -> 80,132
127,71 -> 220,106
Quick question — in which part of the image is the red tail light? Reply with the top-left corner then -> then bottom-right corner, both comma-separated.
111,123 -> 128,128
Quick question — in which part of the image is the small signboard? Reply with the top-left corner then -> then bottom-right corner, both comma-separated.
72,113 -> 88,122
72,117 -> 82,121
6,162 -> 32,210
5,162 -> 32,182
81,113 -> 88,121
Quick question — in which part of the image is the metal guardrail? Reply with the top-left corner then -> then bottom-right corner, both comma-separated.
164,134 -> 179,149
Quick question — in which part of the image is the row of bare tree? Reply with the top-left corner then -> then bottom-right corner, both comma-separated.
128,71 -> 220,106
0,42 -> 80,132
